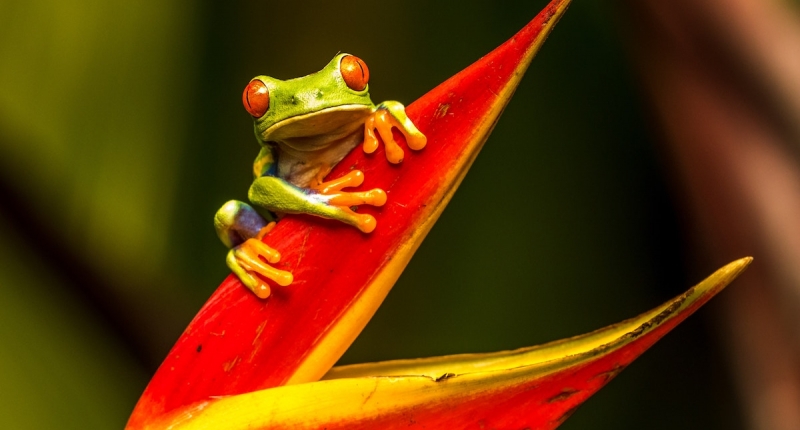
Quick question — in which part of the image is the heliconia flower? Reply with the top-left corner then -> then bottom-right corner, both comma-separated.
125,1 -> 751,428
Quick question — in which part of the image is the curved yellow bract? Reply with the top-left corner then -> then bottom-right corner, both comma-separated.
159,258 -> 751,430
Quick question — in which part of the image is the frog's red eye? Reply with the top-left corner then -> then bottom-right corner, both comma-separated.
340,55 -> 369,91
243,79 -> 269,118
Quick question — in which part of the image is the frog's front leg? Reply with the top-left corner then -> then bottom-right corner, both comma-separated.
249,172 -> 386,234
214,200 -> 293,298
363,100 -> 427,164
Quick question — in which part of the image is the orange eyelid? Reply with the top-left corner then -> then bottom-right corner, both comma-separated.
243,79 -> 270,118
340,55 -> 369,91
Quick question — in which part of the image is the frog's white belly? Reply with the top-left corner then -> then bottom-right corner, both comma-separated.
276,126 -> 364,188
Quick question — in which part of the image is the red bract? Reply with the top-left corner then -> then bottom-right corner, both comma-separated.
126,1 -> 749,428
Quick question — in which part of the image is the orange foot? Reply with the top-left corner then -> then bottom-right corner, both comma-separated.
363,106 -> 427,164
227,222 -> 293,299
311,170 -> 387,233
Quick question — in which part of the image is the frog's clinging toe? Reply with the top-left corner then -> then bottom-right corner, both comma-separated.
311,170 -> 365,194
364,110 -> 405,164
252,283 -> 272,300
228,239 -> 293,299
363,102 -> 427,164
355,214 -> 377,233
327,188 -> 386,207
367,188 -> 387,206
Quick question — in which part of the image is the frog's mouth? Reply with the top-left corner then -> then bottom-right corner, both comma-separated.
262,105 -> 373,150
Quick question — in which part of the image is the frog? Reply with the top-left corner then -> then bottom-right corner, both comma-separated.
214,53 -> 427,299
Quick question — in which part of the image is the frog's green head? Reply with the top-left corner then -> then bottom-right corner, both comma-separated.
243,53 -> 375,146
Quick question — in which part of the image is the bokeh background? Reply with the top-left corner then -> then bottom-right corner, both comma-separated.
2,0 -> 799,428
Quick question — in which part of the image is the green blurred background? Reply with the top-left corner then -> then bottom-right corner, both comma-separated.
0,1 -> 743,428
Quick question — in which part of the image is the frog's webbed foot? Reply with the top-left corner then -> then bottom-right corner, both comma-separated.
310,169 -> 386,233
363,101 -> 427,164
214,201 -> 292,299
227,222 -> 293,299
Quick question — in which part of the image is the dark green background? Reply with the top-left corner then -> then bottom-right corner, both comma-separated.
0,1 -> 741,428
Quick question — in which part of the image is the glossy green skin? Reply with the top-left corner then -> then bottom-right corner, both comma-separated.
249,53 -> 376,191
253,54 -> 375,148
214,53 -> 406,249
214,53 -> 424,294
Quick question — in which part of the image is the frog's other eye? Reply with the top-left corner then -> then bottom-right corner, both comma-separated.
243,79 -> 269,118
340,55 -> 370,91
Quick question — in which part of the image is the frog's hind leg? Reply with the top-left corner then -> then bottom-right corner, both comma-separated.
214,200 -> 270,248
214,200 -> 292,298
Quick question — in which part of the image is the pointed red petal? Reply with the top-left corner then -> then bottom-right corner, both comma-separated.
127,1 -> 570,427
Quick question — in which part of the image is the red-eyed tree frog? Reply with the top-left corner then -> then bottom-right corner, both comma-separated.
214,54 -> 426,299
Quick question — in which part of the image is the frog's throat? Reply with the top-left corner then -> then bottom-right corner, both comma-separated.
275,127 -> 365,189
260,104 -> 373,146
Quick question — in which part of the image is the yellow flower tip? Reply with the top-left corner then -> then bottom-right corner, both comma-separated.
694,256 -> 753,297
732,256 -> 753,271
